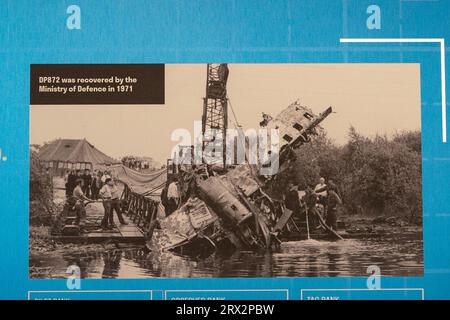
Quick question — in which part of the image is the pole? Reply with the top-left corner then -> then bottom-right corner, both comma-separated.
305,204 -> 310,240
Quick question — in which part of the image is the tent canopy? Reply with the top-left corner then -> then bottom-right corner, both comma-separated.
37,139 -> 119,166
108,165 -> 167,197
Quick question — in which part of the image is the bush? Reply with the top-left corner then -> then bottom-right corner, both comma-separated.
30,150 -> 55,226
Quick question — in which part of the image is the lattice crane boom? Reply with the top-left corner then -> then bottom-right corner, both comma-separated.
201,63 -> 229,166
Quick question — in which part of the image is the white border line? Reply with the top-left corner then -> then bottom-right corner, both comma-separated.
164,289 -> 289,300
300,288 -> 424,300
28,290 -> 153,300
340,38 -> 446,143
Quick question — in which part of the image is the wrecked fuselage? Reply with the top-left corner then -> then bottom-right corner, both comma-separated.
149,101 -> 333,257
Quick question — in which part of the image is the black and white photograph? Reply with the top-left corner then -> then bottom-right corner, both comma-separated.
29,63 -> 423,279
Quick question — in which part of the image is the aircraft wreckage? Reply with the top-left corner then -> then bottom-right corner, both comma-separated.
148,64 -> 336,257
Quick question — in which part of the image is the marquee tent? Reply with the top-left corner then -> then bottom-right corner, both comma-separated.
37,138 -> 119,171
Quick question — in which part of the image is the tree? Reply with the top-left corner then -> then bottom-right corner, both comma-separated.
274,126 -> 422,217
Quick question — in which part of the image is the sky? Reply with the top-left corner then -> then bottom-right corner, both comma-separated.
30,63 -> 421,164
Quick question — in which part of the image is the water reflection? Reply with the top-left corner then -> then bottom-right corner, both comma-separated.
102,251 -> 122,278
30,234 -> 423,278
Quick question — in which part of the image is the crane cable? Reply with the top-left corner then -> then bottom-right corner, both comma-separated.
227,95 -> 247,161
227,95 -> 241,129
227,95 -> 260,180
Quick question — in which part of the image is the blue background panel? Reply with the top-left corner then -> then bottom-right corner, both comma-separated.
1,0 -> 450,299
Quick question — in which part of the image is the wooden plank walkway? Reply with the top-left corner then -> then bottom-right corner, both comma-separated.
50,177 -> 159,244
53,205 -> 146,244
82,215 -> 146,243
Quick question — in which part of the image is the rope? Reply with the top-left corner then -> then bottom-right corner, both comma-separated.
227,95 -> 259,179
227,95 -> 241,128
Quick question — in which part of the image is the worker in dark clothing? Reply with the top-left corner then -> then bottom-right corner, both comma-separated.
327,179 -> 342,198
91,172 -> 102,200
285,182 -> 300,215
326,182 -> 342,230
304,185 -> 319,228
82,169 -> 92,198
66,170 -> 77,197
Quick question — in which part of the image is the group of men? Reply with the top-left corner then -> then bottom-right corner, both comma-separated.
285,177 -> 342,230
160,175 -> 342,231
121,157 -> 149,171
64,169 -> 111,200
68,170 -> 128,231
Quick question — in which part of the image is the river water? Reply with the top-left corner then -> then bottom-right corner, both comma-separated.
30,232 -> 422,278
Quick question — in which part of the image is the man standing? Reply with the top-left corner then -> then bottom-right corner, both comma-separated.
64,169 -> 71,198
285,182 -> 300,216
66,170 -> 77,197
326,182 -> 342,230
91,172 -> 102,200
109,179 -> 127,226
72,179 -> 91,227
99,178 -> 112,230
304,184 -> 319,228
83,169 -> 92,198
166,178 -> 180,216
99,178 -> 127,229
314,177 -> 327,206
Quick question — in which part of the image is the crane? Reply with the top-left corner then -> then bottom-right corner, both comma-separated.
201,64 -> 229,167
